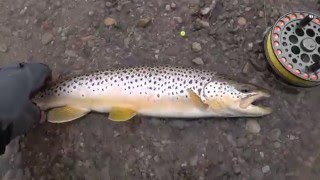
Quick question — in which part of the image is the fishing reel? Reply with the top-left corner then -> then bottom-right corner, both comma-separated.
263,11 -> 320,87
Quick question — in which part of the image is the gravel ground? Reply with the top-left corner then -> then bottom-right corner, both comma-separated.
1,0 -> 320,179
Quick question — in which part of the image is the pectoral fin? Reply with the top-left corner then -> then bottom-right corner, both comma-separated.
187,88 -> 208,110
47,106 -> 89,123
108,107 -> 136,122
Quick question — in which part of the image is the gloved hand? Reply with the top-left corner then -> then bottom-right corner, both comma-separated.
0,62 -> 52,154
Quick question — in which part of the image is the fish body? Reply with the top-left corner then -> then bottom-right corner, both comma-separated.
33,65 -> 271,123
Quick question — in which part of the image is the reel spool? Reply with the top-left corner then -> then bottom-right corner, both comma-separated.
264,11 -> 320,87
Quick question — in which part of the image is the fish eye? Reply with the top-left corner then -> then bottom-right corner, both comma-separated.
235,84 -> 257,93
240,88 -> 250,93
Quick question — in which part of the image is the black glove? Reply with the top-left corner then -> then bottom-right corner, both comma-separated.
0,62 -> 52,154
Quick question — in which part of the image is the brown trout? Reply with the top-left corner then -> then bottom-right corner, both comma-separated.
33,65 -> 272,123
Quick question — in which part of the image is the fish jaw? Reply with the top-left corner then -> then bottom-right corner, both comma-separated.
203,90 -> 272,117
233,90 -> 272,117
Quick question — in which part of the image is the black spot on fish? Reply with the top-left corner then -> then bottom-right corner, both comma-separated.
73,86 -> 76,89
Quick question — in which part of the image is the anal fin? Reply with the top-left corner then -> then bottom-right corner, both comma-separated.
108,107 -> 136,122
47,106 -> 89,123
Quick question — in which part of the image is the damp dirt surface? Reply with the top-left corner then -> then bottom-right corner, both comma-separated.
1,0 -> 320,179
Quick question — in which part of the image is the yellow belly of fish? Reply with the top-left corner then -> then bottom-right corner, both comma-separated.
45,95 -> 214,123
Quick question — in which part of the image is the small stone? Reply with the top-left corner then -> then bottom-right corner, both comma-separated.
105,1 -> 112,7
88,11 -> 94,16
181,162 -> 187,167
0,43 -> 8,52
270,128 -> 281,141
274,142 -> 281,148
245,7 -> 251,11
190,155 -> 198,166
173,16 -> 183,23
165,4 -> 171,11
20,6 -> 28,15
57,27 -> 63,34
153,155 -> 160,162
259,152 -> 264,158
191,42 -> 202,52
248,42 -> 253,50
41,32 -> 53,45
262,165 -> 270,173
200,7 -> 211,15
79,142 -> 84,148
170,2 -> 177,10
137,17 -> 152,28
192,57 -> 204,65
196,18 -> 210,28
242,62 -> 254,74
104,17 -> 116,26
113,131 -> 120,137
259,11 -> 264,17
245,120 -> 261,134
237,17 -> 247,26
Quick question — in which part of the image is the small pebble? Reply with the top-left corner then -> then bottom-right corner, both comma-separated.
259,11 -> 264,18
104,17 -> 116,26
170,2 -> 177,9
200,7 -> 211,15
105,1 -> 112,7
137,17 -> 152,28
165,4 -> 171,11
259,152 -> 264,158
192,57 -> 204,65
153,155 -> 160,162
262,165 -> 270,173
173,16 -> 183,23
237,17 -> 247,26
57,27 -> 63,34
88,11 -> 94,16
196,18 -> 210,28
248,42 -> 253,50
246,120 -> 261,134
41,32 -> 53,45
245,7 -> 251,11
242,62 -> 254,74
0,43 -> 8,52
191,42 -> 202,52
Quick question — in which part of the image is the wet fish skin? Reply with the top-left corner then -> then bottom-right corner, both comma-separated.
33,65 -> 271,123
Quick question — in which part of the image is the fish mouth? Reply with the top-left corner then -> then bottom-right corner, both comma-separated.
239,90 -> 272,115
